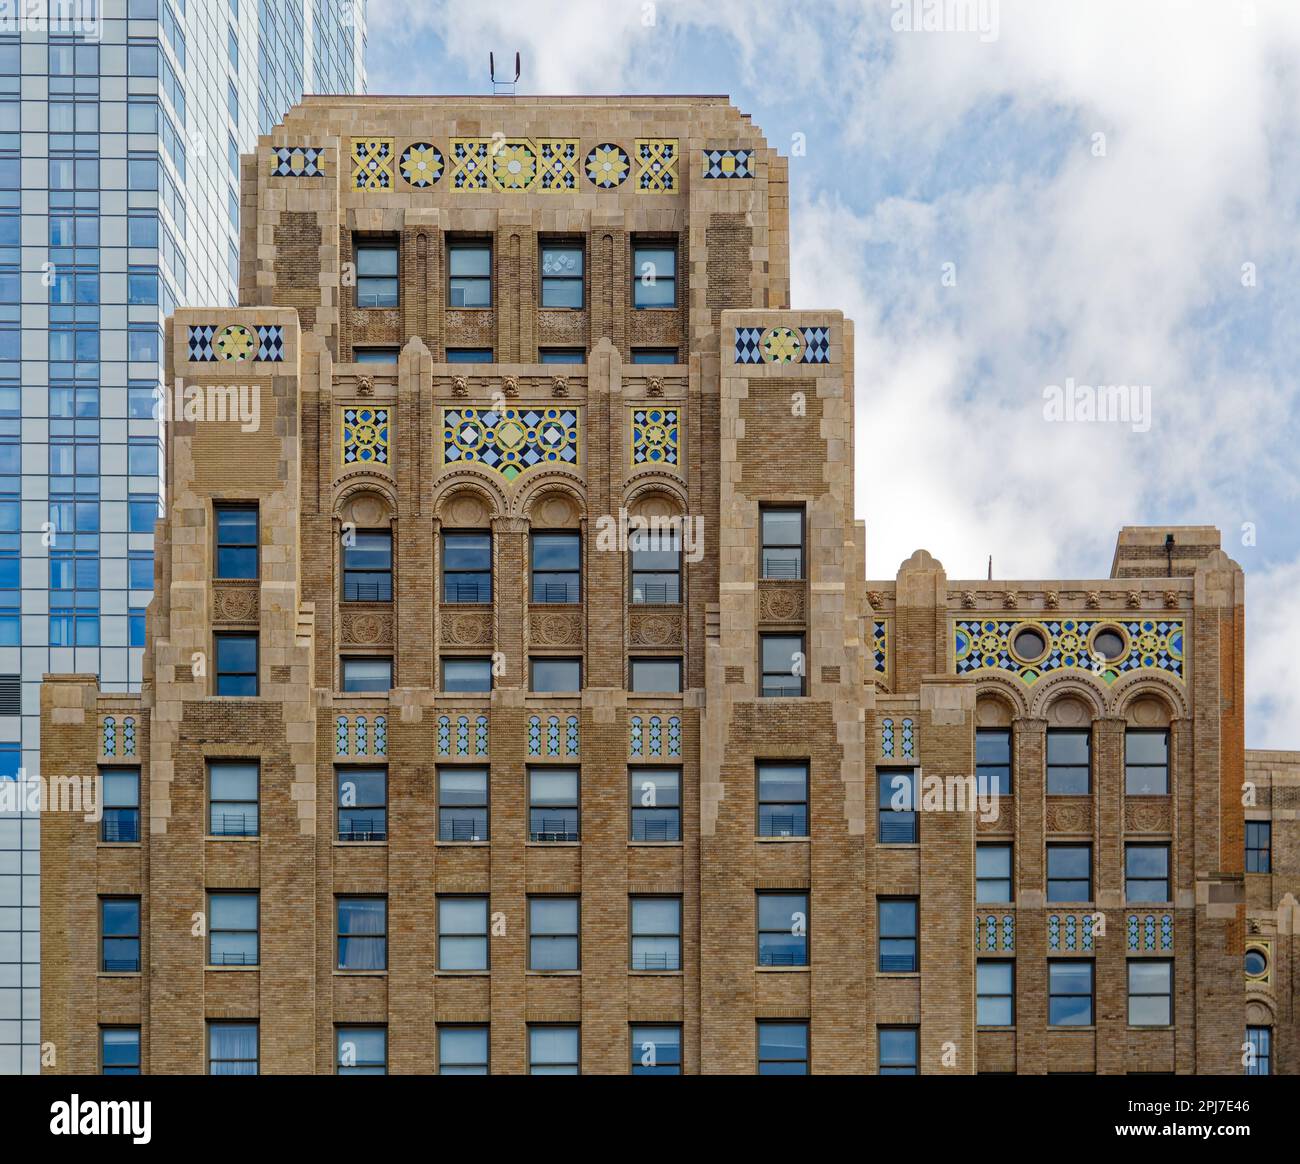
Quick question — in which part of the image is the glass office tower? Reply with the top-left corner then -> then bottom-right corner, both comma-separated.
0,0 -> 366,1074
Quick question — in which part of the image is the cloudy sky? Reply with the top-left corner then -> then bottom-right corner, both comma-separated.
366,0 -> 1300,747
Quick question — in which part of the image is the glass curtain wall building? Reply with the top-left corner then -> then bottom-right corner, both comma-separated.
0,0 -> 366,1074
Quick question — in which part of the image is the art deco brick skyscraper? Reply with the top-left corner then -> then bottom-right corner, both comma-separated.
37,95 -> 1270,1075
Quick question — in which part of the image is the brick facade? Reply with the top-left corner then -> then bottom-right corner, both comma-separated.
37,96 -> 1282,1075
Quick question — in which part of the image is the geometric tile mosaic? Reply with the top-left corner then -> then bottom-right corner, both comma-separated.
954,618 -> 1185,685
491,140 -> 537,190
336,714 -> 388,757
442,407 -> 579,482
271,146 -> 324,177
351,138 -> 394,190
976,914 -> 1015,952
537,139 -> 581,191
188,324 -> 286,363
585,143 -> 630,188
450,139 -> 491,190
256,325 -> 284,362
1047,913 -> 1096,951
101,715 -> 137,757
734,325 -> 833,364
872,618 -> 889,676
399,142 -> 443,187
1127,913 -> 1174,952
214,324 -> 256,361
342,407 -> 390,467
437,714 -> 489,758
629,715 -> 681,758
635,139 -> 679,192
631,407 -> 679,467
188,325 -> 217,362
527,714 -> 580,758
880,716 -> 914,759
702,148 -> 753,178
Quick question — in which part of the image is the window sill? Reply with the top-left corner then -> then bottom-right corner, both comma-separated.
875,972 -> 920,979
206,835 -> 259,842
1049,1026 -> 1096,1032
435,970 -> 489,978
436,840 -> 490,847
334,840 -> 388,848
877,842 -> 920,849
630,969 -> 683,977
97,972 -> 142,979
526,969 -> 581,977
97,841 -> 143,849
205,965 -> 258,972
756,965 -> 810,974
977,1025 -> 1016,1031
628,841 -> 683,849
756,835 -> 809,844
333,970 -> 388,977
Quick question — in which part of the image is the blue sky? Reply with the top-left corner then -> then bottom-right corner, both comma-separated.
367,0 -> 1300,746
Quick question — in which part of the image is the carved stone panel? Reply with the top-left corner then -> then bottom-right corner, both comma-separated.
1124,798 -> 1172,834
757,581 -> 805,624
445,309 -> 496,347
537,309 -> 588,346
530,608 -> 583,647
629,309 -> 682,347
1046,797 -> 1093,834
212,585 -> 259,624
442,609 -> 494,649
629,607 -> 684,648
977,796 -> 1013,832
340,608 -> 395,646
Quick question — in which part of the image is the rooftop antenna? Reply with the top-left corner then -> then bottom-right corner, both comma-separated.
987,555 -> 993,581
1164,532 -> 1174,577
490,52 -> 520,96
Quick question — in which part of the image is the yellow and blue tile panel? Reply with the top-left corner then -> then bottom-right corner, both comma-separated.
734,325 -> 831,364
442,407 -> 579,482
283,137 -> 771,195
703,148 -> 753,178
631,407 -> 679,468
954,617 -> 1184,684
187,324 -> 284,362
342,407 -> 390,467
